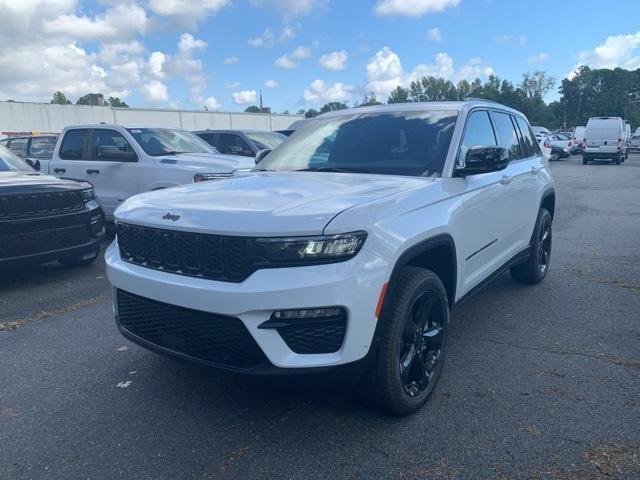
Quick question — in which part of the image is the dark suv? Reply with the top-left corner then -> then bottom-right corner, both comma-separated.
0,144 -> 105,268
193,129 -> 285,157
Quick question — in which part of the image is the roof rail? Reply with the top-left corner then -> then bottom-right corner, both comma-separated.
464,97 -> 501,104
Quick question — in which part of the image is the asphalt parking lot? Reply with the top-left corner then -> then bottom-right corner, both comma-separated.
1,155 -> 639,480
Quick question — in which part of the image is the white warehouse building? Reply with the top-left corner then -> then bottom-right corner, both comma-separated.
0,101 -> 302,136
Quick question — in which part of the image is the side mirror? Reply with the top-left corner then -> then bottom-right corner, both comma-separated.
25,158 -> 41,171
255,149 -> 272,164
457,145 -> 509,176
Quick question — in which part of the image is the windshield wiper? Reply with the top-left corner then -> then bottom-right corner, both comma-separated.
295,166 -> 372,174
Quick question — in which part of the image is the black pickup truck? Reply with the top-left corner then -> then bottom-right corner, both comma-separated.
0,144 -> 105,268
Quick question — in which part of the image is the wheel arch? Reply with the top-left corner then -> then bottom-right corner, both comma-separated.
540,187 -> 556,219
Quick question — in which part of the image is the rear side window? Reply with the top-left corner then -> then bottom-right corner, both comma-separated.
29,137 -> 57,158
59,130 -> 88,160
196,132 -> 215,145
459,110 -> 497,162
91,129 -> 136,162
216,133 -> 253,156
8,138 -> 28,157
515,117 -> 541,157
491,112 -> 522,161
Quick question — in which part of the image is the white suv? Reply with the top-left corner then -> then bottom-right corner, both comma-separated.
48,125 -> 254,220
106,101 -> 555,415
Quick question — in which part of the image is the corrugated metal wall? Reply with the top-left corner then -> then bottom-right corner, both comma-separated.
0,102 -> 302,134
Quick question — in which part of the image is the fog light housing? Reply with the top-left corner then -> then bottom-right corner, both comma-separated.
90,213 -> 105,237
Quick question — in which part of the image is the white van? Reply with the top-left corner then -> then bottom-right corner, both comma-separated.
583,117 -> 627,165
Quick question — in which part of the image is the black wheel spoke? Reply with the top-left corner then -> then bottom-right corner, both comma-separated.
400,345 -> 417,379
422,325 -> 443,349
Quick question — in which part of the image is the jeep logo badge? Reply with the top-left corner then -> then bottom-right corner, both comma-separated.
162,213 -> 181,222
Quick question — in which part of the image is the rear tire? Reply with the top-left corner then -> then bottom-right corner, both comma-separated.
615,156 -> 621,165
59,248 -> 100,267
582,157 -> 588,165
358,267 -> 449,416
510,208 -> 552,285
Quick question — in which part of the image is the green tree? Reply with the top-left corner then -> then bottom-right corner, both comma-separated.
304,108 -> 319,118
51,91 -> 72,105
387,86 -> 410,104
356,93 -> 382,107
244,105 -> 261,113
108,97 -> 129,107
319,102 -> 348,114
296,109 -> 306,115
76,93 -> 107,106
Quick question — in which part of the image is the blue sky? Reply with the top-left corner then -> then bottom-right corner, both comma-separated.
1,0 -> 639,112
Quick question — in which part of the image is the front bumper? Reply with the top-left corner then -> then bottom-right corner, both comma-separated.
105,239 -> 388,372
0,203 -> 105,266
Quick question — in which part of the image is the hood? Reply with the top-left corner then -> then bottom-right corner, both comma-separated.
0,172 -> 90,194
116,171 -> 428,236
154,152 -> 255,173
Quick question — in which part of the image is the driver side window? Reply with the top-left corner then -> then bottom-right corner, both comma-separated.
459,111 -> 497,163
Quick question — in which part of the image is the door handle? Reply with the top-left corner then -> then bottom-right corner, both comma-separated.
86,169 -> 100,175
500,175 -> 513,185
53,168 -> 66,174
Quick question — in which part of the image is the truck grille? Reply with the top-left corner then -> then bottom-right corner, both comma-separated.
0,224 -> 92,259
0,191 -> 83,218
116,290 -> 269,369
117,223 -> 253,282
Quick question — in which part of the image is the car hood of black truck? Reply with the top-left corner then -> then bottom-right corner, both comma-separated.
0,172 -> 90,194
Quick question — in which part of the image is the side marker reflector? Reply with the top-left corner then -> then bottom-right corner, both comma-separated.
375,282 -> 389,318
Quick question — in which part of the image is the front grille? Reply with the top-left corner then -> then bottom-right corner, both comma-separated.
0,224 -> 92,259
277,315 -> 347,354
116,290 -> 269,369
0,191 -> 83,219
117,223 -> 253,282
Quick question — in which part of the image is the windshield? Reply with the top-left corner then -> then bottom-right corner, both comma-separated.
0,144 -> 33,172
244,131 -> 285,150
257,110 -> 458,177
127,128 -> 216,156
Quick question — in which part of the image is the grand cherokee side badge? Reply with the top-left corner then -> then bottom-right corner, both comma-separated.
162,213 -> 181,221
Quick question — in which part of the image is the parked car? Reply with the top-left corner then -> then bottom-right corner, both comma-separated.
547,133 -> 572,159
572,126 -> 586,154
194,130 -> 286,157
0,144 -> 105,268
630,133 -> 640,152
105,100 -> 555,415
535,133 -> 552,160
583,117 -> 627,165
0,134 -> 58,171
47,125 -> 254,220
531,126 -> 550,137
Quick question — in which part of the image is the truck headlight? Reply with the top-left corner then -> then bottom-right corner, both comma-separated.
81,187 -> 96,202
255,231 -> 367,265
193,172 -> 233,183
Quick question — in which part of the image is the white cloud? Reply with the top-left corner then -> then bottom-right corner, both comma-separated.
365,47 -> 493,98
275,55 -> 296,69
494,34 -> 528,46
148,0 -> 231,28
147,52 -> 166,79
203,96 -> 221,110
426,27 -> 442,42
233,90 -> 258,104
291,45 -> 311,60
249,0 -> 327,17
264,79 -> 279,88
570,31 -> 640,76
44,3 -> 147,41
248,28 -> 275,48
141,80 -> 169,102
319,50 -> 348,71
303,79 -> 356,103
374,0 -> 460,17
224,82 -> 241,89
528,52 -> 549,64
223,55 -> 238,64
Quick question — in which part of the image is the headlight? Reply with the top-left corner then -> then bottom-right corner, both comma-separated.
255,231 -> 367,265
81,187 -> 95,202
193,172 -> 233,183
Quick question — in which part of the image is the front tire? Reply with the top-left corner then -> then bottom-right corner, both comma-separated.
511,208 -> 552,284
59,248 -> 100,267
358,267 -> 449,416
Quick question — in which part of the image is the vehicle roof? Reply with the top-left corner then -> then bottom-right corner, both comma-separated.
3,134 -> 58,138
62,124 -> 186,130
192,129 -> 277,134
310,100 -> 526,120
